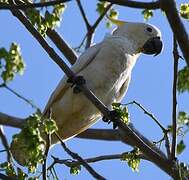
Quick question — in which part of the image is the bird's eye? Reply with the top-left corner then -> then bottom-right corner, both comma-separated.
146,27 -> 152,32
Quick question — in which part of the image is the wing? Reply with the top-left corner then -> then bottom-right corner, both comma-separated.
43,43 -> 102,115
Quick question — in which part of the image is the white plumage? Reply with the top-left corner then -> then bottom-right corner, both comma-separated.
43,22 -> 162,143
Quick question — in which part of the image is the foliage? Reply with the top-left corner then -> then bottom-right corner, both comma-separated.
70,165 -> 81,175
180,3 -> 189,20
9,113 -> 58,174
112,103 -> 130,124
0,43 -> 25,82
0,162 -> 16,177
177,140 -> 186,155
121,148 -> 141,172
142,9 -> 153,21
177,66 -> 189,93
25,3 -> 66,36
96,1 -> 119,28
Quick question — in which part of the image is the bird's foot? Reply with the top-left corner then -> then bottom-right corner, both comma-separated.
67,75 -> 86,94
102,110 -> 120,129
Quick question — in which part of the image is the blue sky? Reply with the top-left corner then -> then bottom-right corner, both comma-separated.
0,0 -> 189,179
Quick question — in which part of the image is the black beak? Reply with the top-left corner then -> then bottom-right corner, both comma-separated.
142,37 -> 163,56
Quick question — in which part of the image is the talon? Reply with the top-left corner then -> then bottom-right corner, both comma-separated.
109,110 -> 120,120
67,76 -> 86,93
113,122 -> 118,129
73,86 -> 81,94
102,116 -> 110,123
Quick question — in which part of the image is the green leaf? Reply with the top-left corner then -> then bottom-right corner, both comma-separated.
180,3 -> 189,19
177,140 -> 186,155
112,103 -> 130,124
0,162 -> 16,177
178,111 -> 189,126
11,113 -> 45,172
142,9 -> 153,21
17,167 -> 28,180
177,66 -> 189,93
121,148 -> 140,172
44,118 -> 58,134
0,43 -> 25,82
96,1 -> 109,15
70,165 -> 81,175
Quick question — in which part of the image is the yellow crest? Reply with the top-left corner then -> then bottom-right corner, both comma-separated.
106,15 -> 126,26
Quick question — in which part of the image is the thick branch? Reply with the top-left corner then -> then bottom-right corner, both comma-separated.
0,0 -> 72,10
171,37 -> 178,160
77,128 -> 121,141
46,29 -> 78,65
100,0 -> 160,9
0,112 -> 25,128
160,0 -> 189,67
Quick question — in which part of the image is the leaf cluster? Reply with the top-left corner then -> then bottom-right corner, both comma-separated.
121,148 -> 141,172
0,43 -> 25,82
180,3 -> 189,20
9,113 -> 58,174
112,103 -> 130,124
25,3 -> 66,36
177,66 -> 189,93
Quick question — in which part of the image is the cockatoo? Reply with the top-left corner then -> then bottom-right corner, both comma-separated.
43,19 -> 163,143
11,18 -> 163,165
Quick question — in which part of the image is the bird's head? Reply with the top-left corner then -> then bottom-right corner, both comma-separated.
109,17 -> 163,56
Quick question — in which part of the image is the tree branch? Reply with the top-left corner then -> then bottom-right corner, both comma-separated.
0,112 -> 25,128
0,126 -> 11,162
0,0 -> 72,10
55,132 -> 106,180
100,0 -> 160,9
76,0 -> 91,30
77,128 -> 121,141
46,29 -> 78,65
160,0 -> 189,67
92,3 -> 112,30
1,84 -> 39,110
171,36 -> 178,160
49,152 -> 146,168
43,134 -> 51,180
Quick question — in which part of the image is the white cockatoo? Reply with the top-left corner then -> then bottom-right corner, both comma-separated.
11,18 -> 163,165
42,19 -> 163,143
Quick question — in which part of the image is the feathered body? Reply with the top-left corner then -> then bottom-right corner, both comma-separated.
44,36 -> 140,142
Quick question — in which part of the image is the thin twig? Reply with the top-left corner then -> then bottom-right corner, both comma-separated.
171,36 -> 179,160
76,0 -> 91,30
92,3 -> 112,30
3,84 -> 39,110
55,132 -> 106,180
125,101 -> 166,132
43,134 -> 51,180
101,0 -> 160,9
160,0 -> 189,67
0,0 -> 72,10
84,3 -> 112,49
49,152 -> 147,169
0,126 -> 11,162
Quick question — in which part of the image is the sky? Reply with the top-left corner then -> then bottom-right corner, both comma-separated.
0,0 -> 189,179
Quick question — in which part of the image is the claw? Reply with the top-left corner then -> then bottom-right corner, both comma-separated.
102,110 -> 120,129
67,76 -> 86,94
